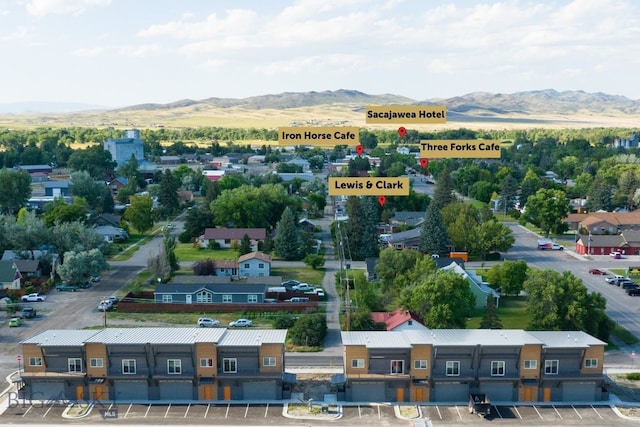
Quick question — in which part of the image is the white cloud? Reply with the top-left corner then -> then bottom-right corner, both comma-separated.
0,26 -> 28,42
255,53 -> 366,76
71,46 -> 103,57
139,9 -> 259,39
25,0 -> 110,17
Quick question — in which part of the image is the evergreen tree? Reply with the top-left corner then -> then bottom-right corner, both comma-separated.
586,176 -> 614,211
238,234 -> 252,255
479,295 -> 502,329
419,203 -> 449,255
431,166 -> 456,210
273,207 -> 302,260
497,174 -> 518,214
158,169 -> 180,215
344,197 -> 364,260
163,234 -> 179,273
101,185 -> 114,213
360,197 -> 380,258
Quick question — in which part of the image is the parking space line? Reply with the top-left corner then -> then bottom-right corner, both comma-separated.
533,405 -> 543,419
204,403 -> 210,418
184,403 -> 191,418
513,405 -> 523,419
377,404 -> 381,419
358,404 -> 362,418
571,405 -> 582,419
144,404 -> 151,418
21,406 -> 33,417
436,405 -> 442,419
455,405 -> 462,420
264,403 -> 269,417
590,405 -> 603,419
164,403 -> 171,418
225,403 -> 230,418
43,403 -> 54,418
493,405 -> 503,419
124,403 -> 132,418
244,403 -> 249,418
553,405 -> 563,419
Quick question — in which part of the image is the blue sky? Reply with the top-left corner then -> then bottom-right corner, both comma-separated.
1,0 -> 639,108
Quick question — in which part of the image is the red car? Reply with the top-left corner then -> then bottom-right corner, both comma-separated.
589,268 -> 608,275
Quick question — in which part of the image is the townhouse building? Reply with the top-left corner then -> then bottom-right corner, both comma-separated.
19,328 -> 290,402
339,329 -> 607,403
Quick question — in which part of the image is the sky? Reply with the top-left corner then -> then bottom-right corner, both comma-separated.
1,0 -> 639,109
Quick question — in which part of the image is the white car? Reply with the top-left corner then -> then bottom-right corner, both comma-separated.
21,293 -> 46,302
198,317 -> 220,327
293,283 -> 314,292
229,318 -> 252,327
97,301 -> 112,311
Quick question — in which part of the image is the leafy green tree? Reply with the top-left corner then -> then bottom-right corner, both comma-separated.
419,203 -> 449,255
571,172 -> 593,199
0,168 -> 31,214
273,207 -> 302,260
238,234 -> 252,256
67,145 -> 117,178
180,207 -> 215,243
350,310 -> 385,331
399,270 -> 475,328
288,314 -> 327,347
521,188 -> 571,237
70,170 -> 106,210
586,176 -> 614,211
57,248 -> 109,284
42,197 -> 88,227
468,220 -> 515,260
50,221 -> 104,254
303,254 -> 325,270
164,234 -> 179,272
431,166 -> 456,210
519,168 -> 541,203
524,269 -> 613,341
124,195 -> 154,234
441,203 -> 479,252
479,295 -> 502,329
375,248 -> 421,294
157,168 -> 180,216
486,259 -> 528,296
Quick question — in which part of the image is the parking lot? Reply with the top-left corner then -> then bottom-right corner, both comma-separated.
2,400 -> 639,426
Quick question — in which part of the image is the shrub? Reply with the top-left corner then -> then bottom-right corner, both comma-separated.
626,372 -> 640,381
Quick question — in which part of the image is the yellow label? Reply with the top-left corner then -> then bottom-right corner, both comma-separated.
419,140 -> 502,158
278,127 -> 360,146
328,177 -> 410,196
365,106 -> 446,124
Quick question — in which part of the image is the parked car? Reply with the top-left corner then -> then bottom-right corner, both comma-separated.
56,283 -> 79,292
281,280 -> 300,289
80,282 -> 92,289
606,275 -> 627,285
229,318 -> 252,327
20,307 -> 37,319
618,279 -> 635,287
97,300 -> 113,311
9,317 -> 22,327
304,288 -> 326,298
197,317 -> 220,327
293,283 -> 314,292
91,275 -> 101,282
628,288 -> 640,296
588,268 -> 607,275
622,282 -> 639,290
285,297 -> 310,302
106,296 -> 119,305
611,251 -> 622,259
21,293 -> 46,302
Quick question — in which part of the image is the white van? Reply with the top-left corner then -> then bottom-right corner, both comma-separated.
286,297 -> 310,303
267,286 -> 287,293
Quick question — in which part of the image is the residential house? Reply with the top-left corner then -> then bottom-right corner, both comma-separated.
198,228 -> 266,250
2,250 -> 60,278
0,261 -> 22,289
385,228 -> 421,250
154,283 -> 268,304
564,210 -> 640,234
44,181 -> 71,197
370,308 -> 427,331
211,260 -> 238,276
93,213 -> 122,228
440,262 -> 499,309
287,157 -> 310,170
159,155 -> 180,165
339,329 -> 606,403
12,259 -> 42,278
247,155 -> 265,164
94,225 -> 129,243
16,164 -> 53,175
298,218 -> 316,233
29,172 -> 49,183
238,252 -> 272,277
202,170 -> 225,182
389,211 -> 425,231
108,177 -> 128,195
277,172 -> 314,182
20,328 -> 291,401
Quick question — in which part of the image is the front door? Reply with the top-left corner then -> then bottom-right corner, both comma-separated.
204,386 -> 212,400
416,387 -> 423,401
76,385 -> 84,401
223,386 -> 231,400
186,295 -> 192,304
396,387 -> 404,402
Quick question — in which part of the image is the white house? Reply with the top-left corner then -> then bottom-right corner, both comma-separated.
238,252 -> 272,277
440,262 -> 500,309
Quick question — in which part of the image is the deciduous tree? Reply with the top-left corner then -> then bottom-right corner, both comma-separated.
124,195 -> 154,234
521,188 -> 571,237
0,168 -> 31,214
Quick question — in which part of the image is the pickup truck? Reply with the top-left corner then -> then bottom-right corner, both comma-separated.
20,307 -> 37,318
56,283 -> 79,292
21,293 -> 46,302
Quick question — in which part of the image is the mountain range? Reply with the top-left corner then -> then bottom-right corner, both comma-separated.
1,89 -> 639,129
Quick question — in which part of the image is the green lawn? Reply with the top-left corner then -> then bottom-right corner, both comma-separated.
467,296 -> 529,329
271,266 -> 325,287
175,244 -> 239,262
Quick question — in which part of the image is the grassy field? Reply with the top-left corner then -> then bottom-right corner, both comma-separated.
271,266 -> 325,286
467,296 -> 529,329
174,244 -> 239,262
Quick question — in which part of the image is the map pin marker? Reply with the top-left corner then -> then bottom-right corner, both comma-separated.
355,145 -> 364,156
398,127 -> 406,138
420,158 -> 429,169
378,195 -> 386,207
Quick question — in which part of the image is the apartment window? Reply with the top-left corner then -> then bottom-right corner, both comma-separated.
167,359 -> 182,374
523,360 -> 537,370
200,358 -> 214,367
162,295 -> 172,303
258,263 -> 264,269
244,263 -> 250,268
122,359 -> 136,374
491,361 -> 505,376
224,239 -> 231,244
223,358 -> 237,373
263,357 -> 276,367
391,360 -> 404,374
544,360 -> 559,375
414,360 -> 427,369
222,295 -> 232,303
29,357 -> 42,366
248,294 -> 258,303
196,291 -> 212,303
585,358 -> 598,368
90,358 -> 104,368
351,359 -> 365,369
68,358 -> 82,373
446,361 -> 460,376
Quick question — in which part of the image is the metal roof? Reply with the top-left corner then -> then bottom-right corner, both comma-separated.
426,329 -> 544,346
85,328 -> 227,344
340,331 -> 413,348
155,283 -> 268,294
218,329 -> 287,347
21,330 -> 100,346
527,331 -> 606,348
